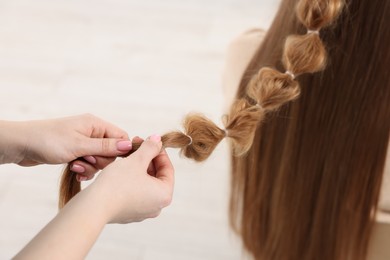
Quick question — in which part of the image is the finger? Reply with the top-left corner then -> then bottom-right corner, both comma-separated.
153,150 -> 174,208
147,161 -> 156,177
83,155 -> 97,164
153,149 -> 174,187
76,172 -> 95,181
70,160 -> 98,180
102,123 -> 129,139
78,137 -> 133,158
84,155 -> 116,170
130,135 -> 162,168
132,136 -> 143,143
131,136 -> 144,152
88,114 -> 129,139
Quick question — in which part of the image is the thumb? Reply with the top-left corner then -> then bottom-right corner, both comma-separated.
131,135 -> 162,167
79,137 -> 133,157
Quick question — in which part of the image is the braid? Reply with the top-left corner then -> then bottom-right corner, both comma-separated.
59,0 -> 345,209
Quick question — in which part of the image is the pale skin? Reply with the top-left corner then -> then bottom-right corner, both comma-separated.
0,114 -> 174,259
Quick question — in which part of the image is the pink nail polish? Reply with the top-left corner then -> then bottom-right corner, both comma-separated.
149,134 -> 161,142
71,164 -> 85,173
116,140 -> 132,151
84,155 -> 96,164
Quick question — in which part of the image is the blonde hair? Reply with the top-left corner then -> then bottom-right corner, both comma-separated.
59,0 -> 390,259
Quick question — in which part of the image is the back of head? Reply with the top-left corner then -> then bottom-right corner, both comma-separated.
230,0 -> 390,259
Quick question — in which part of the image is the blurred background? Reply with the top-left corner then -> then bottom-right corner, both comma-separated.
0,0 -> 280,259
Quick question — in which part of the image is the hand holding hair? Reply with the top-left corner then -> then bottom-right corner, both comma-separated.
60,110 -> 266,207
92,134 -> 174,223
0,114 -> 133,179
15,135 -> 174,259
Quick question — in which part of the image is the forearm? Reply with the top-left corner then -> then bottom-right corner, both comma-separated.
14,184 -> 110,260
0,120 -> 27,164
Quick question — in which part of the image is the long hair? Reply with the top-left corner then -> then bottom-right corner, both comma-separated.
58,0 -> 390,259
230,0 -> 390,259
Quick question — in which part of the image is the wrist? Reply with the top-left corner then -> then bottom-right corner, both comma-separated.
15,176 -> 110,259
86,173 -> 127,224
79,181 -> 113,225
0,120 -> 28,164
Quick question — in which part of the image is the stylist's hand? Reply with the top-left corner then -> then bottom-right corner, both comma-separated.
91,134 -> 174,223
14,135 -> 174,259
4,114 -> 132,178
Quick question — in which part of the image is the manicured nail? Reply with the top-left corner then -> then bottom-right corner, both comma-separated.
149,134 -> 161,142
116,140 -> 132,151
84,155 -> 96,164
71,164 -> 85,173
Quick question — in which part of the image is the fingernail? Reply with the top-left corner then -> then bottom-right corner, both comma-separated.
84,155 -> 96,164
149,134 -> 161,142
116,140 -> 132,151
76,174 -> 88,182
71,164 -> 85,173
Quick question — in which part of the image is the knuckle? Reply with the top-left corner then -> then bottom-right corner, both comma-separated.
160,193 -> 173,207
96,157 -> 115,170
146,140 -> 161,152
101,138 -> 110,153
82,113 -> 95,120
149,210 -> 162,219
133,151 -> 148,165
167,166 -> 175,176
86,173 -> 96,180
135,141 -> 160,163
